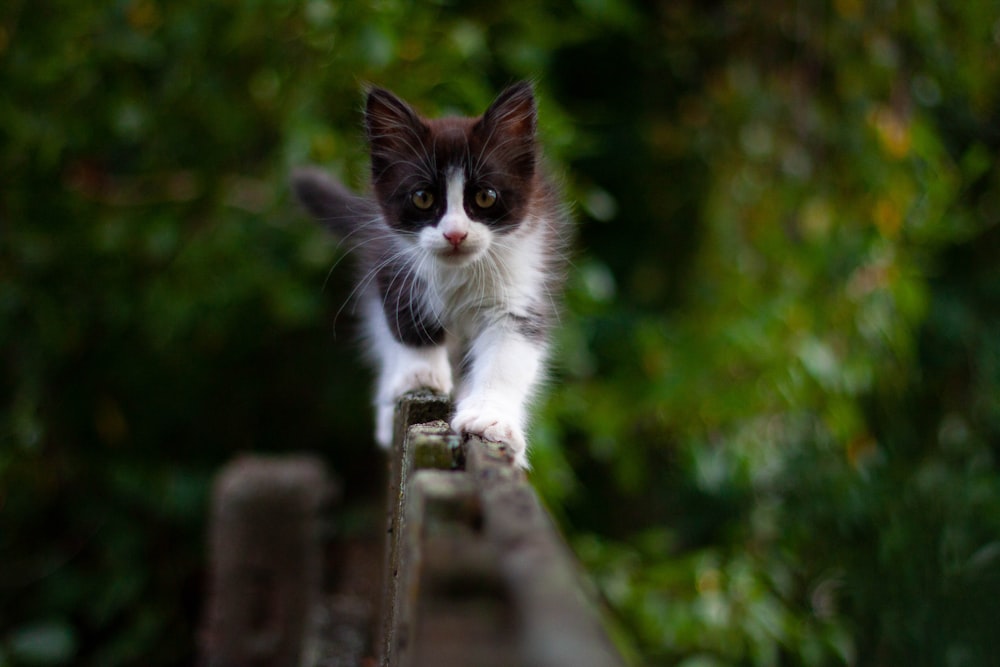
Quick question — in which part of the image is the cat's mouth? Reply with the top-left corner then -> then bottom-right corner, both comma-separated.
435,244 -> 483,265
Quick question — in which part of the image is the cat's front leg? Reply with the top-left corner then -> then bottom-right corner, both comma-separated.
451,324 -> 547,468
373,343 -> 452,447
366,297 -> 452,447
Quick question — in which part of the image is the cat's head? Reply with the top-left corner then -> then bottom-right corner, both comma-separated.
365,82 -> 538,266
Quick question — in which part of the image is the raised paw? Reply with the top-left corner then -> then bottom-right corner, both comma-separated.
451,407 -> 528,468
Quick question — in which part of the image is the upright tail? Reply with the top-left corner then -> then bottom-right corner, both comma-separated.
290,167 -> 379,237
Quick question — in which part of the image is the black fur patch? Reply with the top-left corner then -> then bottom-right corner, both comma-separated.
377,260 -> 445,346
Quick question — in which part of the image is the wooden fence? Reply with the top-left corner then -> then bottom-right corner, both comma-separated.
200,391 -> 625,667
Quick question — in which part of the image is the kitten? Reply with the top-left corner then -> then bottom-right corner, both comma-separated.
292,82 -> 568,468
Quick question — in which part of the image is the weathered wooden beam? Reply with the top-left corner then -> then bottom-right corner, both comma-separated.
379,391 -> 452,666
380,393 -> 625,667
402,470 -> 514,667
467,436 -> 623,667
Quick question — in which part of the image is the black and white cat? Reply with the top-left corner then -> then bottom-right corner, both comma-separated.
292,82 -> 568,467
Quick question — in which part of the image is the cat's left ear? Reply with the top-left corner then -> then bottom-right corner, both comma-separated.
478,81 -> 537,141
365,86 -> 428,159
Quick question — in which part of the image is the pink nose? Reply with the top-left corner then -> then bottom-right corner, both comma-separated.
443,230 -> 468,248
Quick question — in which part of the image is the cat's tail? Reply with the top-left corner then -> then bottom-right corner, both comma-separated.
290,167 -> 379,238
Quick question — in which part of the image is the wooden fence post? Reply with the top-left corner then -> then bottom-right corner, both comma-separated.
199,455 -> 335,667
198,393 -> 626,666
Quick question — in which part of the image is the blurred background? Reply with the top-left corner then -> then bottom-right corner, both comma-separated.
3,0 -> 1000,665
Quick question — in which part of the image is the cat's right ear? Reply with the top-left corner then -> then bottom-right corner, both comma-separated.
364,86 -> 427,156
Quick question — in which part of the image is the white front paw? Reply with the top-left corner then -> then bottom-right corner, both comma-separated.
386,363 -> 453,399
375,349 -> 452,448
375,402 -> 395,449
451,404 -> 528,467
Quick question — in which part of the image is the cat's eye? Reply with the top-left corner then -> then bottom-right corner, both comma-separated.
474,188 -> 498,209
411,189 -> 435,210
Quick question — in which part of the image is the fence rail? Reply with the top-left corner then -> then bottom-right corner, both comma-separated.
200,391 -> 625,667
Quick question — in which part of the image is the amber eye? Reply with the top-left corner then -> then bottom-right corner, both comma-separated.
411,189 -> 435,210
474,188 -> 498,209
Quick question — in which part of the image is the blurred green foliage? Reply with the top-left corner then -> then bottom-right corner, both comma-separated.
2,0 -> 999,665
